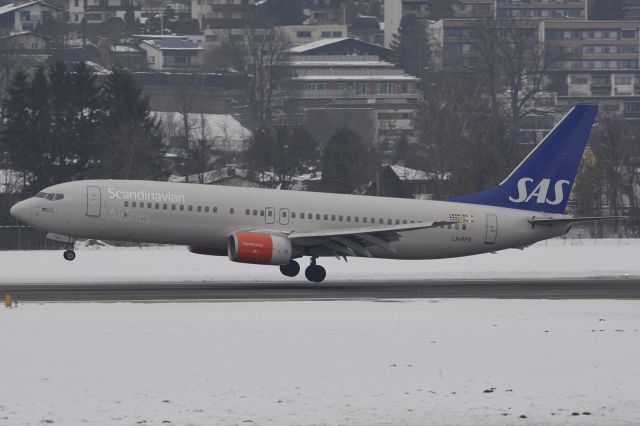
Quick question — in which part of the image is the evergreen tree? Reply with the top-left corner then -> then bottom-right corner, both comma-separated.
390,14 -> 429,81
1,69 -> 34,191
321,128 -> 378,194
96,68 -> 167,180
29,66 -> 52,189
245,125 -> 317,189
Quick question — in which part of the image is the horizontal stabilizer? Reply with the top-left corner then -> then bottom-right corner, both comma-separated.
528,216 -> 626,226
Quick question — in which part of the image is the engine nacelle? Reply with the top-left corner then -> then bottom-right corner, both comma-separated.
228,231 -> 293,265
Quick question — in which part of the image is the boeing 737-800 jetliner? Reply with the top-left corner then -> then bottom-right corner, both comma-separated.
10,105 -> 621,282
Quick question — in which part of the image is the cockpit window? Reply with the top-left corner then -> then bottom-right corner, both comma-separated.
37,192 -> 64,201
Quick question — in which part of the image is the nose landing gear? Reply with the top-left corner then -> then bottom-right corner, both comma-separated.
63,249 -> 76,261
304,257 -> 326,283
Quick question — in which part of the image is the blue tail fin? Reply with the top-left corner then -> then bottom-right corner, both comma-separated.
448,104 -> 598,214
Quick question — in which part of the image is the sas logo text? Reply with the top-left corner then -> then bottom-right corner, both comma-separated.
508,178 -> 570,205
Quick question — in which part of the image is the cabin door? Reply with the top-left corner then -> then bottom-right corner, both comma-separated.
86,186 -> 101,217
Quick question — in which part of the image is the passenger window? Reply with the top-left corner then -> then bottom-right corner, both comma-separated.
205,206 -> 209,213
197,206 -> 202,212
355,217 -> 359,223
171,204 -> 176,210
245,209 -> 250,215
140,203 -> 144,209
291,212 -> 296,219
260,210 -> 264,216
301,213 -> 305,219
230,208 -> 234,214
283,211 -> 287,217
379,218 -> 383,225
188,205 -> 193,211
447,224 -> 451,229
316,214 -> 320,220
155,203 -> 160,209
267,210 -> 273,217
339,215 -> 343,221
462,224 -> 467,230
410,220 -> 415,224
163,204 -> 167,210
147,202 -> 152,208
371,218 -> 375,224
124,201 -> 129,207
213,207 -> 218,213
179,205 -> 184,211
363,217 -> 368,223
455,223 -> 459,230
323,214 -> 328,220
346,216 -> 351,222
253,209 -> 258,216
132,201 -> 137,207
403,220 -> 407,224
388,219 -> 392,225
331,214 -> 335,221
396,219 -> 400,225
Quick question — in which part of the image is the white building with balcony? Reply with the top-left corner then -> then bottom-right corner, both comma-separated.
68,0 -> 141,24
139,38 -> 203,71
0,0 -> 61,34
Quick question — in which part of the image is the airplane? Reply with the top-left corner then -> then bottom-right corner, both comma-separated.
10,104 -> 622,282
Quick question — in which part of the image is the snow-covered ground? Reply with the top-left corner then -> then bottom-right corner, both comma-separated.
0,238 -> 638,284
1,299 -> 640,425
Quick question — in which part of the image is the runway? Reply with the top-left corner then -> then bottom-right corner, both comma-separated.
2,278 -> 640,302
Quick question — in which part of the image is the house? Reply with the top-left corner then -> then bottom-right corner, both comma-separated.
0,31 -> 50,54
278,24 -> 347,46
0,0 -> 61,34
139,38 -> 203,70
68,0 -> 141,25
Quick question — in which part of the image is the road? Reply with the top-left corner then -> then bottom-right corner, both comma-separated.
1,278 -> 639,302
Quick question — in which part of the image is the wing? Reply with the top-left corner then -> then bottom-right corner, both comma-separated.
287,221 -> 456,258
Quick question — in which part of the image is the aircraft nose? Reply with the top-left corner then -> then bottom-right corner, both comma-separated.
10,199 -> 31,223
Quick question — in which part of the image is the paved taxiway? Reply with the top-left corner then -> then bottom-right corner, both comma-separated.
1,278 -> 639,302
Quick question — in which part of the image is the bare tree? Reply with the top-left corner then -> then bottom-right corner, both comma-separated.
219,26 -> 292,129
464,18 -> 562,148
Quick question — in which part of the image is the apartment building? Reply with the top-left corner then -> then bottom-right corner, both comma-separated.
496,0 -> 585,20
542,20 -> 640,118
301,0 -> 346,25
139,38 -> 203,71
286,37 -> 421,145
192,0 -> 255,31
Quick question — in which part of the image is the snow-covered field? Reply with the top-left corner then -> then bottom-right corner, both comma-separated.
0,238 -> 639,284
2,299 -> 640,425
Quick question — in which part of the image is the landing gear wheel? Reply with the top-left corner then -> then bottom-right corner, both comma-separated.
305,264 -> 326,283
63,250 -> 76,261
279,260 -> 300,277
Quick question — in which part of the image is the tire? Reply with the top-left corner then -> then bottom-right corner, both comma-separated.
63,250 -> 76,261
279,260 -> 300,277
305,265 -> 326,283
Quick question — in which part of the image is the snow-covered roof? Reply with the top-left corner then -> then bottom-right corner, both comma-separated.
0,0 -> 60,15
142,39 -> 202,50
154,112 -> 251,152
111,45 -> 141,53
287,37 -> 350,53
389,165 -> 451,181
84,61 -> 111,75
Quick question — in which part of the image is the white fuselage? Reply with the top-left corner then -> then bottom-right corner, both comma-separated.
15,180 -> 570,260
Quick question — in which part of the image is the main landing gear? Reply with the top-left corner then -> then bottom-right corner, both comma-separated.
279,258 -> 327,283
305,257 -> 326,283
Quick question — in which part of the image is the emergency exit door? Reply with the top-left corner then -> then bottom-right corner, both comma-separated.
485,214 -> 497,244
86,186 -> 101,217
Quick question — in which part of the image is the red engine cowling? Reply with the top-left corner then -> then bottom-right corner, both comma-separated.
228,232 -> 292,265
